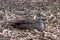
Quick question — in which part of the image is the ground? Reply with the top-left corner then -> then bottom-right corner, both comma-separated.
0,0 -> 60,40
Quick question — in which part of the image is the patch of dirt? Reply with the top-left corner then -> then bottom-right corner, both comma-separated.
0,0 -> 60,40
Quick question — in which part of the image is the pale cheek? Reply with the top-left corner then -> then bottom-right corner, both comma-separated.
33,15 -> 36,20
33,15 -> 39,20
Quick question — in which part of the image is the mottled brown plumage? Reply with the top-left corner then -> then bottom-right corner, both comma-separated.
10,14 -> 44,31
